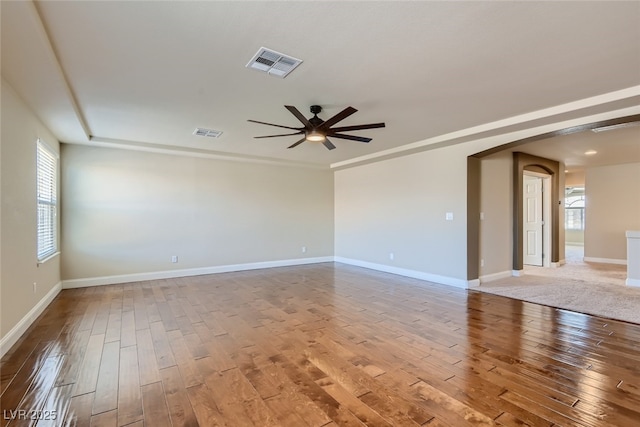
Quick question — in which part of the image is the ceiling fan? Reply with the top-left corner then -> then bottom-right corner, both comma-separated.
248,105 -> 385,150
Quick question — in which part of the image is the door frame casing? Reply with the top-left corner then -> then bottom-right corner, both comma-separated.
513,152 -> 560,273
522,171 -> 552,268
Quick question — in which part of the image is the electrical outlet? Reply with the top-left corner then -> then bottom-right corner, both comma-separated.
301,246 -> 307,253
445,212 -> 454,221
481,259 -> 485,267
389,252 -> 394,261
33,282 -> 37,293
171,255 -> 178,263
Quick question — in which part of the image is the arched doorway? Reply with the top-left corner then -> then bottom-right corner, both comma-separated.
466,113 -> 640,282
513,153 -> 560,273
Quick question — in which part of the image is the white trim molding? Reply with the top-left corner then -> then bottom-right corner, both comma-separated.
332,89 -> 640,170
479,270 -> 513,283
62,257 -> 334,289
87,136 -> 328,170
334,257 -> 478,289
0,282 -> 62,358
626,278 -> 640,287
37,251 -> 61,266
583,257 -> 627,265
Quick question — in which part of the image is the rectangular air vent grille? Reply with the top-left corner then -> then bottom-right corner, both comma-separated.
193,128 -> 223,138
246,47 -> 302,78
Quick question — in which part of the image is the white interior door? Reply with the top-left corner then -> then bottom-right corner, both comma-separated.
523,174 -> 543,266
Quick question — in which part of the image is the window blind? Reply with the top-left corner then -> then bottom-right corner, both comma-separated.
37,139 -> 58,261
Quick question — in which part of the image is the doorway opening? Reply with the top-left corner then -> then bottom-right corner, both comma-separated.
523,172 -> 552,267
512,153 -> 561,275
466,113 -> 640,282
564,185 -> 585,263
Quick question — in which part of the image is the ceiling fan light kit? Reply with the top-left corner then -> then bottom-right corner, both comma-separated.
305,130 -> 326,142
248,105 -> 385,150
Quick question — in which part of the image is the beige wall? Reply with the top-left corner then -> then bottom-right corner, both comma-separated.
1,78 -> 61,338
335,144 -> 470,281
585,162 -> 640,261
559,167 -> 567,262
479,151 -> 513,276
334,138 -> 571,284
61,144 -> 334,281
565,171 -> 585,187
566,229 -> 584,245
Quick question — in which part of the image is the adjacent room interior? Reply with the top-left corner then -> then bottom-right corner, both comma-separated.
2,1 -> 640,426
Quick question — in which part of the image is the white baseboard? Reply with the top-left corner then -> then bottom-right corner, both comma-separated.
467,279 -> 480,288
479,270 -> 512,283
626,278 -> 640,287
0,282 -> 62,358
62,257 -> 334,289
583,257 -> 627,265
512,270 -> 524,277
63,256 -> 479,290
334,257 -> 477,289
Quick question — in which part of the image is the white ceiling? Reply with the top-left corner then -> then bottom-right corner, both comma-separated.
2,1 -> 639,168
488,124 -> 640,172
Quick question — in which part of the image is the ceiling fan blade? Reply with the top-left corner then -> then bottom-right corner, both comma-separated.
329,133 -> 372,143
323,138 -> 336,150
287,137 -> 306,149
330,122 -> 386,132
319,106 -> 358,130
285,105 -> 312,128
248,119 -> 302,131
254,132 -> 303,139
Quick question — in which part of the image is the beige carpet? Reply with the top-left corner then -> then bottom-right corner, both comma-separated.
477,246 -> 640,324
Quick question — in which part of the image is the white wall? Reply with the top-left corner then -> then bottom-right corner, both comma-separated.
585,162 -> 640,262
61,144 -> 334,282
335,143 -> 470,286
1,78 -> 61,342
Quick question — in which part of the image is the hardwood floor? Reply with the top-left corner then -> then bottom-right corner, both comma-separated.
2,263 -> 640,426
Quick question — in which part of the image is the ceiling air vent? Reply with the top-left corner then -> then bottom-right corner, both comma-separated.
246,47 -> 302,78
193,128 -> 223,138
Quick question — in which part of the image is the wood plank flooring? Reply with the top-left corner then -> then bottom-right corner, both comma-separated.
2,263 -> 640,426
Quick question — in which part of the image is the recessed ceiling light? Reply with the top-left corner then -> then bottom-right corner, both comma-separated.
584,150 -> 597,155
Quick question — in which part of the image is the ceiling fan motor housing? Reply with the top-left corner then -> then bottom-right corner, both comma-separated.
309,116 -> 324,127
309,105 -> 324,127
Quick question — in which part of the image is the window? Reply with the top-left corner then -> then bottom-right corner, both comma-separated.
37,139 -> 58,261
565,186 -> 585,230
